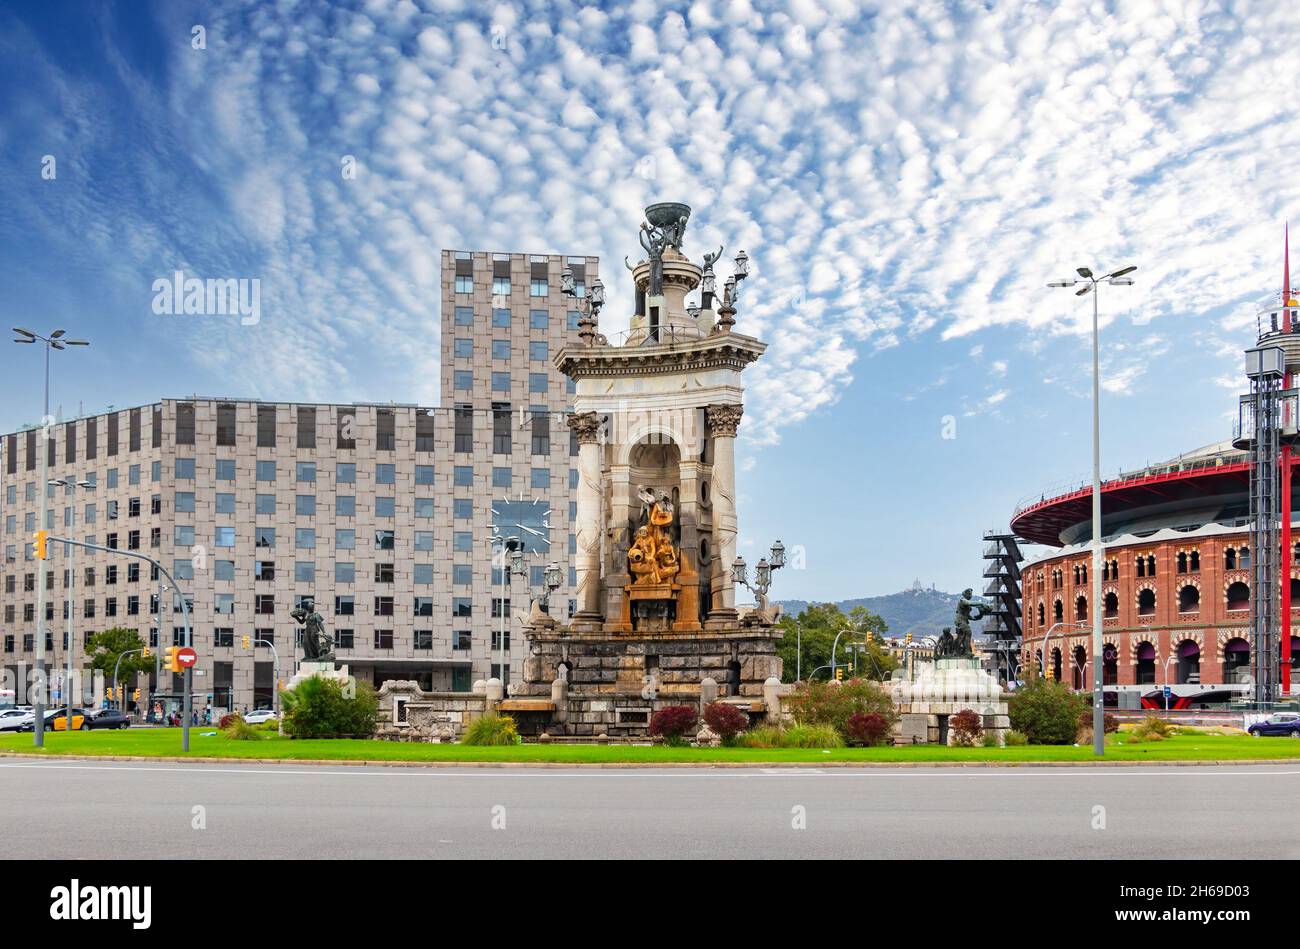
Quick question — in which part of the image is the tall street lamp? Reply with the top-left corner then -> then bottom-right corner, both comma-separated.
49,477 -> 93,734
12,327 -> 89,746
1046,267 -> 1135,755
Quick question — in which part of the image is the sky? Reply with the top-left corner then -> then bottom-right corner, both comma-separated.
2,0 -> 1298,602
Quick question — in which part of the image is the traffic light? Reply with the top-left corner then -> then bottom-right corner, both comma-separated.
834,667 -> 844,681
141,646 -> 150,659
132,688 -> 141,703
905,632 -> 913,646
1044,665 -> 1055,681
31,530 -> 48,560
164,646 -> 181,673
242,635 -> 251,650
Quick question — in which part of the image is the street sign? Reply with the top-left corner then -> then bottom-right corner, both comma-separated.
1162,686 -> 1172,699
176,647 -> 198,669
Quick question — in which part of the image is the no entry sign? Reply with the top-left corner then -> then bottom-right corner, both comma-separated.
176,647 -> 198,669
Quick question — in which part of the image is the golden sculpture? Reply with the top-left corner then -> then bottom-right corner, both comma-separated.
629,487 -> 681,585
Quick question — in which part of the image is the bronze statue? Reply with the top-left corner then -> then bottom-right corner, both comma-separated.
290,596 -> 335,663
628,487 -> 681,585
952,588 -> 990,658
935,627 -> 957,658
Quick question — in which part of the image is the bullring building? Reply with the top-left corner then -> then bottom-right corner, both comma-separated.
0,250 -> 597,712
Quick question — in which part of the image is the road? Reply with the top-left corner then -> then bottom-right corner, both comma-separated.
1,760 -> 1296,859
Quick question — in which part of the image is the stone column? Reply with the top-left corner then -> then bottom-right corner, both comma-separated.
706,404 -> 743,626
567,412 -> 604,621
606,464 -> 634,626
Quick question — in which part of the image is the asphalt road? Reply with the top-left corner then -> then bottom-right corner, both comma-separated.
1,760 -> 1296,859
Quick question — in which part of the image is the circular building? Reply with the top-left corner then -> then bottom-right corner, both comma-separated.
1011,439 -> 1300,708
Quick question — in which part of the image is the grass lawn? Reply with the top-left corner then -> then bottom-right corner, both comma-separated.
1,729 -> 1298,765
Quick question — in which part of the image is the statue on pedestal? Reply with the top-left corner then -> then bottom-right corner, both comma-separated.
290,597 -> 335,663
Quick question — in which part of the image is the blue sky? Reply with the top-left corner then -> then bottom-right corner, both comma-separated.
2,0 -> 1298,602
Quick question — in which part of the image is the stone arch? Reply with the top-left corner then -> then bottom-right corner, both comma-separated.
1102,585 -> 1120,618
616,422 -> 691,466
1135,581 -> 1156,616
1225,579 -> 1251,611
1177,579 -> 1201,614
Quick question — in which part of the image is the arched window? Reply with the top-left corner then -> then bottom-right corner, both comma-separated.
1291,578 -> 1300,606
1190,550 -> 1200,572
1136,557 -> 1146,578
1138,588 -> 1156,616
1145,555 -> 1156,576
1053,599 -> 1063,623
1102,643 -> 1118,685
1072,645 -> 1087,690
1222,638 -> 1249,682
1037,602 -> 1045,626
1051,647 -> 1062,682
1225,547 -> 1236,570
1176,640 -> 1200,684
1075,595 -> 1087,621
1177,551 -> 1188,574
1226,581 -> 1250,611
1080,564 -> 1087,584
1104,591 -> 1119,618
1178,585 -> 1200,614
1135,641 -> 1156,684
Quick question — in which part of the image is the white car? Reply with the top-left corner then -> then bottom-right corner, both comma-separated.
243,709 -> 277,725
0,708 -> 35,732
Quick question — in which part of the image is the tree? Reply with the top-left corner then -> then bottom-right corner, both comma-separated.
776,603 -> 897,682
87,627 -> 153,688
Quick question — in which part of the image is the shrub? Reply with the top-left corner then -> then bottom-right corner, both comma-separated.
218,713 -> 241,729
780,724 -> 844,748
734,725 -> 784,748
219,717 -> 261,741
1008,676 -> 1088,744
1131,715 -> 1174,742
279,677 -> 379,739
786,678 -> 898,736
649,705 -> 699,745
844,712 -> 891,747
949,709 -> 983,746
981,729 -> 1002,747
1004,729 -> 1029,746
703,702 -> 749,743
1077,710 -> 1119,733
462,713 -> 519,746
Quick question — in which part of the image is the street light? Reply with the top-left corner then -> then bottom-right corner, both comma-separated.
496,537 -> 526,690
1047,266 -> 1135,755
12,327 -> 89,746
49,477 -> 93,733
732,539 -> 786,616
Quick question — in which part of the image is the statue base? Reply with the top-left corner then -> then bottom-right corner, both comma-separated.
891,657 -> 1010,746
286,661 -> 351,694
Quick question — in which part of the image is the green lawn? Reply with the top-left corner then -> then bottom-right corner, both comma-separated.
1,729 -> 1298,764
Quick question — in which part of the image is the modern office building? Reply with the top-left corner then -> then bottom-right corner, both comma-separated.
0,250 -> 597,712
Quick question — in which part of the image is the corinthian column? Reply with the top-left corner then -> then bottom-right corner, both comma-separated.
706,403 -> 743,625
567,411 -> 604,620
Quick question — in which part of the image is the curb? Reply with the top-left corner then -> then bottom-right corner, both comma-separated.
2,752 -> 1299,770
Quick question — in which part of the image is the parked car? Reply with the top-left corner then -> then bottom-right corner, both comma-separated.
244,708 -> 277,725
49,708 -> 91,731
1248,712 -> 1300,737
86,709 -> 131,730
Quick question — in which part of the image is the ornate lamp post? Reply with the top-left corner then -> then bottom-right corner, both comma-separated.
731,539 -> 785,616
541,561 -> 563,614
562,267 -> 606,346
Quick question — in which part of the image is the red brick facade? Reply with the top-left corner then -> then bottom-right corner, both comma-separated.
1020,530 -> 1300,690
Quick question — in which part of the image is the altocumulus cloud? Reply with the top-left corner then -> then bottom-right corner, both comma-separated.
3,0 -> 1299,445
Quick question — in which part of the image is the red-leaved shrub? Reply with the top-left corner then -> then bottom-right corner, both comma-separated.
649,705 -> 698,744
949,709 -> 983,746
844,712 -> 891,747
703,702 -> 749,741
219,713 -> 242,729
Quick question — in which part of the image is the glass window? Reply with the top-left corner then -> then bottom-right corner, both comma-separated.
256,460 -> 276,482
453,531 -> 473,553
255,527 -> 276,548
335,529 -> 355,550
255,494 -> 275,515
453,564 -> 473,585
532,468 -> 550,489
215,493 -> 235,515
454,466 -> 473,487
215,560 -> 235,581
455,276 -> 473,295
296,495 -> 316,516
415,498 -> 435,518
174,559 -> 194,580
529,340 -> 548,361
492,339 -> 511,360
296,528 -> 315,549
215,527 -> 235,548
493,467 -> 511,489
454,498 -> 473,520
530,280 -> 548,298
336,463 -> 356,483
335,562 -> 354,583
215,459 -> 236,481
174,525 -> 195,546
375,530 -> 396,550
529,372 -> 549,394
454,338 -> 473,358
414,531 -> 434,551
454,305 -> 473,325
336,495 -> 355,516
492,371 -> 511,392
452,597 -> 472,618
454,370 -> 473,391
492,277 -> 511,298
295,562 -> 315,582
492,308 -> 510,328
414,629 -> 433,650
175,458 -> 195,479
567,310 -> 580,331
375,497 -> 395,518
254,560 -> 275,581
296,462 -> 316,482
415,465 -> 435,485
376,464 -> 395,485
414,564 -> 434,584
174,492 -> 195,513
530,309 -> 549,328
215,594 -> 234,615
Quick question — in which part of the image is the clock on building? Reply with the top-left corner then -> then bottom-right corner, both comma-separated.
490,493 -> 553,555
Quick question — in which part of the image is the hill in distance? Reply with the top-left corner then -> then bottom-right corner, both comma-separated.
776,580 -> 983,638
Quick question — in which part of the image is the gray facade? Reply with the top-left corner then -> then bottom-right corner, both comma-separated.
0,249 -> 595,713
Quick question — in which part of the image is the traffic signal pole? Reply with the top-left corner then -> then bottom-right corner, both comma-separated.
41,538 -> 192,750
